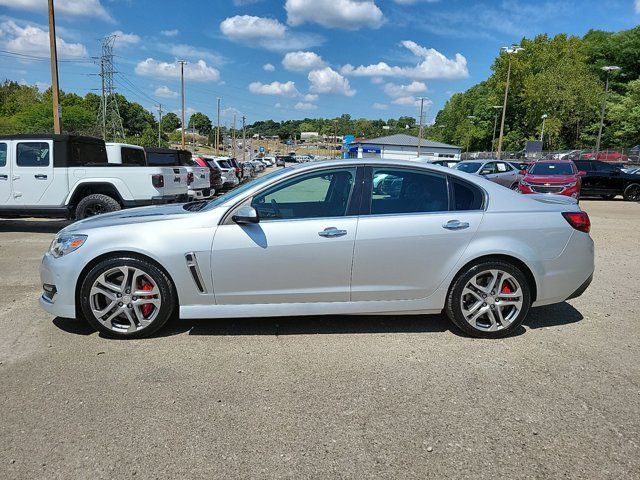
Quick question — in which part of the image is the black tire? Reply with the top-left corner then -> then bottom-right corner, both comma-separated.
445,260 -> 532,338
623,183 -> 640,202
601,195 -> 616,200
75,194 -> 121,219
79,256 -> 176,339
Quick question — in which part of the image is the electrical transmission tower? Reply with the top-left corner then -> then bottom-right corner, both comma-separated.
97,35 -> 124,141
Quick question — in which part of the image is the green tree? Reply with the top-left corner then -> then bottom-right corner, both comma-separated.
161,112 -> 181,133
188,112 -> 212,135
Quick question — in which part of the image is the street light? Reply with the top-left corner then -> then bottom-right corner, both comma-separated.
595,65 -> 621,154
540,113 -> 548,143
491,105 -> 502,156
496,45 -> 524,160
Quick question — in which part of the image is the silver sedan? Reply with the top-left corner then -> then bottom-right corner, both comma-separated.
456,160 -> 521,190
40,160 -> 594,339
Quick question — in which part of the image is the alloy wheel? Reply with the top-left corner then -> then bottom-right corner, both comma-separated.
460,269 -> 523,332
89,266 -> 162,334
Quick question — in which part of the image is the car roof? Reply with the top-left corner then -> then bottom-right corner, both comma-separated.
534,159 -> 574,164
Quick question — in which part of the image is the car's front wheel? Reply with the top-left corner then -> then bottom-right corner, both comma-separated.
623,183 -> 640,202
445,260 -> 531,338
79,256 -> 176,339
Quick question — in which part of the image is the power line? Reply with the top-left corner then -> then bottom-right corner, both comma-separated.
0,49 -> 92,63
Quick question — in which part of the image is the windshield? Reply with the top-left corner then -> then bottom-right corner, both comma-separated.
201,167 -> 293,211
455,162 -> 482,173
529,163 -> 574,175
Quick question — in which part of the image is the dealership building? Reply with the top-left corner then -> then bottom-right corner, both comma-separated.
346,133 -> 461,161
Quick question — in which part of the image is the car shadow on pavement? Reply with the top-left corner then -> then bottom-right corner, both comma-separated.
0,219 -> 71,234
51,302 -> 583,339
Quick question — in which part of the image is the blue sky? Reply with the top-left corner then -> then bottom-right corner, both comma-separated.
0,0 -> 637,128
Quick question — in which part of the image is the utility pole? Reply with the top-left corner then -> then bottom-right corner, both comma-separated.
595,66 -> 621,154
178,60 -> 187,149
156,104 -> 163,147
417,97 -> 426,157
496,45 -> 523,160
47,0 -> 61,134
216,97 -> 221,154
491,105 -> 501,157
241,115 -> 246,162
232,114 -> 237,157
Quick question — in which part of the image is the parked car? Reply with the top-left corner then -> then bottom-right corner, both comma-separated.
581,151 -> 629,162
241,161 -> 256,180
209,157 -> 240,190
455,160 -> 520,190
145,148 -> 211,201
192,155 -> 224,193
0,135 -> 186,220
573,159 -> 640,201
518,160 -> 583,199
40,160 -> 594,339
249,160 -> 266,172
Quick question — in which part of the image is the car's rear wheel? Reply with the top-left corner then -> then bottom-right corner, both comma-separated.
445,260 -> 531,338
623,183 -> 640,202
79,256 -> 176,339
75,194 -> 120,219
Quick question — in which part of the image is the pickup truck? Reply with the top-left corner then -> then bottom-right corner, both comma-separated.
0,134 -> 189,219
145,148 -> 211,200
106,143 -> 189,203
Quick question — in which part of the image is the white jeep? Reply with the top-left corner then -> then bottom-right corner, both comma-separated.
0,135 -> 189,220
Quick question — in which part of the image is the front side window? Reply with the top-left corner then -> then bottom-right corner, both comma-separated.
252,168 -> 356,220
496,162 -> 511,172
369,169 -> 448,215
121,147 -> 146,166
0,142 -> 6,167
17,142 -> 50,167
594,162 -> 620,173
479,162 -> 497,175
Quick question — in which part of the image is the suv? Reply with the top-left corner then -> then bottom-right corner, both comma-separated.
519,160 -> 582,199
0,135 -> 188,219
574,160 -> 640,201
210,157 -> 240,189
145,148 -> 211,200
455,160 -> 520,190
192,155 -> 224,193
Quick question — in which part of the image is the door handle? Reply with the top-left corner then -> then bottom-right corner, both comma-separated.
318,227 -> 347,238
443,220 -> 470,231
0,174 -> 7,180
35,174 -> 48,180
12,175 -> 20,180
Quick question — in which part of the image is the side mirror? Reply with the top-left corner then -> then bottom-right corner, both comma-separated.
578,170 -> 586,176
232,206 -> 259,224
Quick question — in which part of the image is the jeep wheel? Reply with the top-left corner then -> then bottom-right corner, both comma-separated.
75,194 -> 120,219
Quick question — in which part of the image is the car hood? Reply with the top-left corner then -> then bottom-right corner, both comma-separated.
61,204 -> 193,233
525,174 -> 577,184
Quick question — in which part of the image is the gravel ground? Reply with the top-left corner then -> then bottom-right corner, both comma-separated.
0,199 -> 639,479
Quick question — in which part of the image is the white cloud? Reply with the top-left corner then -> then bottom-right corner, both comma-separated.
303,93 -> 318,101
263,63 -> 275,71
391,96 -> 432,108
275,102 -> 282,108
341,40 -> 468,80
308,67 -> 356,96
636,0 -> 640,12
110,30 -> 140,45
383,81 -> 427,98
282,51 -> 326,71
393,0 -> 440,4
154,85 -> 178,98
248,80 -> 299,96
135,58 -> 221,82
0,0 -> 112,22
164,44 -> 224,65
295,101 -> 317,110
371,77 -> 384,84
285,0 -> 384,30
0,20 -> 87,58
372,102 -> 388,110
220,15 -> 322,51
161,29 -> 179,37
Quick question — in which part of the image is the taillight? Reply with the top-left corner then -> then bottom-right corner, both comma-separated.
187,172 -> 194,185
152,174 -> 164,188
235,167 -> 241,175
562,212 -> 590,233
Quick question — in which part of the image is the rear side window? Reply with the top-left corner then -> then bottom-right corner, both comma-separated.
17,142 -> 50,167
121,147 -> 146,166
451,178 -> 484,211
69,141 -> 108,166
496,162 -> 511,172
0,143 -> 6,167
574,160 -> 592,171
594,162 -> 619,173
370,169 -> 448,215
147,152 -> 178,166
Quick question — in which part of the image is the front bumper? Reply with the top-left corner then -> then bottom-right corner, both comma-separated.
188,188 -> 213,200
39,253 -> 77,318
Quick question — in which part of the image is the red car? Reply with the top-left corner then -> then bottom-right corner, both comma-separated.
192,156 -> 224,192
518,160 -> 585,199
581,151 -> 629,162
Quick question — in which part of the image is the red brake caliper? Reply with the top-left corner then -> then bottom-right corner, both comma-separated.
140,282 -> 154,318
501,283 -> 512,294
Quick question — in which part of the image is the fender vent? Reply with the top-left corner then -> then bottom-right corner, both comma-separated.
185,252 -> 207,293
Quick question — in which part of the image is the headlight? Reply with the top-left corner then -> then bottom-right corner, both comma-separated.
49,234 -> 87,258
